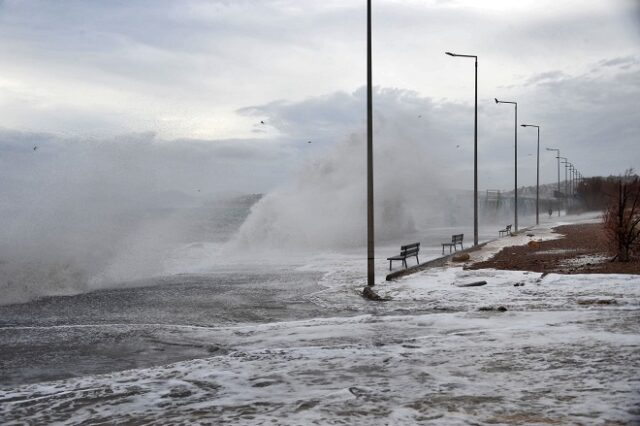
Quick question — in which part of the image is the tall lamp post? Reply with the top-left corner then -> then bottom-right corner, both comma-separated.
521,124 -> 540,225
446,51 -> 478,246
546,147 -> 561,216
559,157 -> 568,197
560,157 -> 569,212
579,172 -> 583,190
568,164 -> 574,197
495,98 -> 518,231
366,0 -> 374,286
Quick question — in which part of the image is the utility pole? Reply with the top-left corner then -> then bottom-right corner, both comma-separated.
366,0 -> 374,286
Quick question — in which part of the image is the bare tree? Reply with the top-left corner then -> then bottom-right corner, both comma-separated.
603,170 -> 640,262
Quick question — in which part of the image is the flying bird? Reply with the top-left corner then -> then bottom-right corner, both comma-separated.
260,120 -> 265,125
307,140 -> 312,144
33,146 -> 38,151
456,145 -> 460,149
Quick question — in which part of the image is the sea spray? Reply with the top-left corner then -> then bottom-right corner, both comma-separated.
0,130 -> 265,305
230,120 -> 446,251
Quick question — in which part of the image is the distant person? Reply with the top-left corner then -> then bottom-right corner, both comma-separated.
548,207 -> 553,217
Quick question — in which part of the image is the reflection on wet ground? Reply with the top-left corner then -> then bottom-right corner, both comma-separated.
0,271 -> 331,386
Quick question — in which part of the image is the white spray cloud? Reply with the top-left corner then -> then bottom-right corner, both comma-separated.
0,130 -> 292,305
232,95 -> 450,250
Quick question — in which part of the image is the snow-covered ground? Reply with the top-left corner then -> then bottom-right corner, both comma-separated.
2,212 -> 639,425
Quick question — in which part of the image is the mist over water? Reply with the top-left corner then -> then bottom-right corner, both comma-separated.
0,130 -> 268,305
232,121 -> 448,251
0,88 -> 544,306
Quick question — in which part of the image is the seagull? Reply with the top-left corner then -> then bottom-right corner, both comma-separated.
260,120 -> 265,125
418,115 -> 422,118
33,146 -> 38,151
456,144 -> 460,148
307,140 -> 312,144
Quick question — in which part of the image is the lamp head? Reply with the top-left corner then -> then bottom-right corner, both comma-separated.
520,124 -> 527,127
445,52 -> 455,56
494,98 -> 499,104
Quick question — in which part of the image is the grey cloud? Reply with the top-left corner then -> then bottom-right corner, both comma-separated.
526,71 -> 569,85
514,67 -> 640,178
236,59 -> 638,190
596,55 -> 639,70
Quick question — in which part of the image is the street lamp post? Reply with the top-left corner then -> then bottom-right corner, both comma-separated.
559,157 -> 568,197
495,98 -> 518,231
546,147 -> 561,216
568,164 -> 574,197
569,163 -> 575,197
560,157 -> 569,211
366,0 -> 374,286
579,172 -> 583,190
446,51 -> 478,246
521,124 -> 540,225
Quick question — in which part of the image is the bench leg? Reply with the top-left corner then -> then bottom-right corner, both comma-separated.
389,260 -> 392,271
442,245 -> 445,255
416,255 -> 419,265
403,259 -> 407,269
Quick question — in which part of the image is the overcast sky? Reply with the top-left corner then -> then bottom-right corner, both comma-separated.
0,0 -> 639,193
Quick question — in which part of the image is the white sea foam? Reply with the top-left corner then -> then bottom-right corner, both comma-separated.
3,271 -> 639,425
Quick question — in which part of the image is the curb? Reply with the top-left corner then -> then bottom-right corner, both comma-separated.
385,226 -> 535,281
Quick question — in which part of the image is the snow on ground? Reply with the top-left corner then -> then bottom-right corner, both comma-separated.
559,254 -> 609,268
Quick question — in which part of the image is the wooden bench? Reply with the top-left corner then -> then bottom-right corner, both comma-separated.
387,242 -> 420,270
442,234 -> 464,254
499,224 -> 512,237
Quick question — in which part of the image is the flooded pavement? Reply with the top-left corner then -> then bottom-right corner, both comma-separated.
0,270 -> 330,386
2,268 -> 639,425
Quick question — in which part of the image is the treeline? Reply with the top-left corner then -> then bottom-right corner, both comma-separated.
577,170 -> 640,211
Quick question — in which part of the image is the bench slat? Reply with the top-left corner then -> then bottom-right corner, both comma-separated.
400,242 -> 420,250
401,249 -> 419,256
387,255 -> 406,260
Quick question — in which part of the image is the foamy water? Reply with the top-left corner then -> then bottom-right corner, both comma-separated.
2,269 -> 638,425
